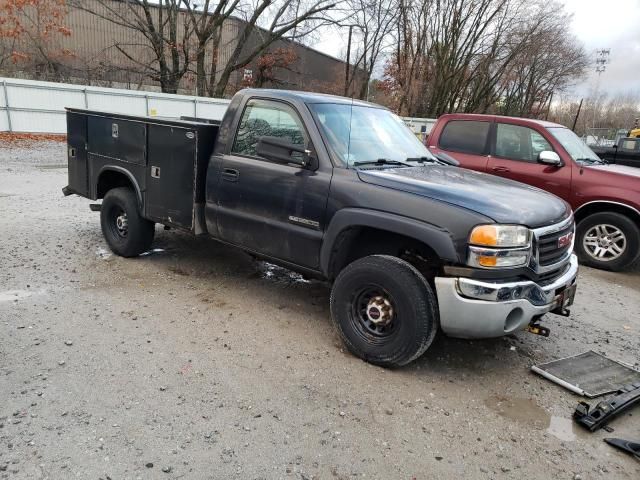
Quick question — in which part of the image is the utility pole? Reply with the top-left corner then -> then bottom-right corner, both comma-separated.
344,25 -> 353,97
591,48 -> 610,130
572,98 -> 583,132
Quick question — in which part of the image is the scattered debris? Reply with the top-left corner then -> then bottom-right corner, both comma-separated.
532,351 -> 640,397
574,382 -> 640,431
604,438 -> 640,459
0,132 -> 66,145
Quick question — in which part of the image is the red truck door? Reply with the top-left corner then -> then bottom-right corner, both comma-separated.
487,122 -> 572,201
429,119 -> 492,172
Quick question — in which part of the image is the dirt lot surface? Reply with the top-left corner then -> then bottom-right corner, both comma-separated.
1,140 -> 639,480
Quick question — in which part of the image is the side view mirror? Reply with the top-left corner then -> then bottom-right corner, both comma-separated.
538,150 -> 562,167
256,136 -> 313,168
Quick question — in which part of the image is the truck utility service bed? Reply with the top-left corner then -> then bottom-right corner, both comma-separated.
65,108 -> 219,233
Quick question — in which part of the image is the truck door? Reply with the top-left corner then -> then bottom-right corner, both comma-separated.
487,122 -> 572,201
66,112 -> 89,197
215,98 -> 330,269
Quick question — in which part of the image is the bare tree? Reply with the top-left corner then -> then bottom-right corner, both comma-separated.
75,0 -> 335,96
72,0 -> 193,93
496,2 -> 588,117
209,0 -> 337,97
183,0 -> 240,96
342,0 -> 398,100
380,0 -> 587,117
0,0 -> 73,80
551,92 -> 640,136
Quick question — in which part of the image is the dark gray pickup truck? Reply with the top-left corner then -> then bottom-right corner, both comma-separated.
63,88 -> 578,367
591,137 -> 640,168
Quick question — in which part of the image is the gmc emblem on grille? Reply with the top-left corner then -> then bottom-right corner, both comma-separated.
558,232 -> 574,248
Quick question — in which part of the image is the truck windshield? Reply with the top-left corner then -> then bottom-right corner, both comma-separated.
309,103 -> 436,167
548,127 -> 605,165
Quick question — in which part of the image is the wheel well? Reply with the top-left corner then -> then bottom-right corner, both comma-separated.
96,170 -> 136,200
575,202 -> 640,229
328,227 -> 443,282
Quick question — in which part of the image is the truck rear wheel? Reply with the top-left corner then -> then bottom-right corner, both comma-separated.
101,187 -> 155,257
576,212 -> 640,271
330,255 -> 439,367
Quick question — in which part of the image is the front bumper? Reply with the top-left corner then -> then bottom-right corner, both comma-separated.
435,254 -> 578,339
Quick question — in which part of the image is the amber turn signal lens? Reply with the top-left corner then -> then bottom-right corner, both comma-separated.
476,255 -> 498,267
469,226 -> 497,246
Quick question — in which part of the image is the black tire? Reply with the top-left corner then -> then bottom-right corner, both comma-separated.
330,255 -> 439,368
100,187 -> 155,257
576,212 -> 640,271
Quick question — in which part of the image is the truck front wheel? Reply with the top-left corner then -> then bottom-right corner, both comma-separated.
330,255 -> 439,367
101,187 -> 155,257
576,212 -> 640,271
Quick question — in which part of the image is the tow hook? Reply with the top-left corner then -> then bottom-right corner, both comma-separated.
527,321 -> 550,337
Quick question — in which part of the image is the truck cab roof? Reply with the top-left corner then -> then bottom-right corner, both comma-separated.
437,113 -> 565,130
238,88 -> 382,108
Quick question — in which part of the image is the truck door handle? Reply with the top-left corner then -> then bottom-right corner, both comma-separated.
222,168 -> 239,182
492,166 -> 511,173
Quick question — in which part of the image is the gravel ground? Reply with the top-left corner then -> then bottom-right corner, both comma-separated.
1,140 -> 639,480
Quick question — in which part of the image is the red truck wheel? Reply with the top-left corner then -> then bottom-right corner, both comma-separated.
330,255 -> 439,367
576,212 -> 640,271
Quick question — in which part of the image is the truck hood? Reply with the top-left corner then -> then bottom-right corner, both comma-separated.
586,163 -> 640,179
357,166 -> 570,228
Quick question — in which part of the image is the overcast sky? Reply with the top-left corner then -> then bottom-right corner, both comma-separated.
314,0 -> 640,99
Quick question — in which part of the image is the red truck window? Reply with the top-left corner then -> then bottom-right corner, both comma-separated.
495,123 -> 552,163
439,120 -> 490,155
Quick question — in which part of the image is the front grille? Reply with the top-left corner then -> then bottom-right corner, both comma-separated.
537,222 -> 574,267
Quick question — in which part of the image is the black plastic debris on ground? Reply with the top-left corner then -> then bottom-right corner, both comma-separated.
604,438 -> 640,459
574,382 -> 640,431
531,350 -> 640,397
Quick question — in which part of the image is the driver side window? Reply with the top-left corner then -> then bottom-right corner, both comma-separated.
232,99 -> 307,159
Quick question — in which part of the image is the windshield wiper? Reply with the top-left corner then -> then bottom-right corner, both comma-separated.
407,152 -> 460,167
577,157 -> 608,165
353,158 -> 412,168
406,156 -> 437,163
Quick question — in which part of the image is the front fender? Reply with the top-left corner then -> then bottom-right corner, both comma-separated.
320,208 -> 460,277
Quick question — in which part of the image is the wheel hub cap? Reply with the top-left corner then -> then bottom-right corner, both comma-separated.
583,224 -> 626,261
115,213 -> 128,236
366,296 -> 393,326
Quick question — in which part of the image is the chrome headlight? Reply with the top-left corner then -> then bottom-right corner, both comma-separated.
468,224 -> 531,268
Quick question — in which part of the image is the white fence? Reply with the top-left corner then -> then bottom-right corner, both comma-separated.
0,77 -> 231,134
1,77 -> 436,137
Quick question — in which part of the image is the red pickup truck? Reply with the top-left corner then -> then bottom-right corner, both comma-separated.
427,114 -> 640,271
